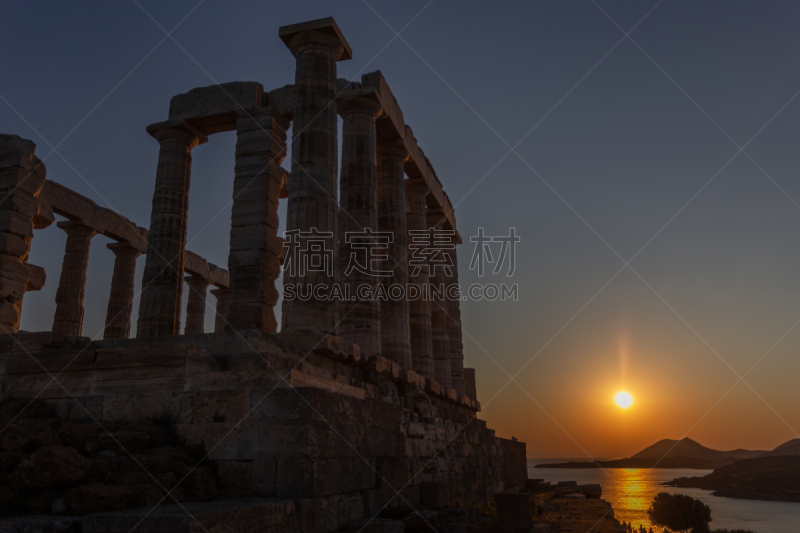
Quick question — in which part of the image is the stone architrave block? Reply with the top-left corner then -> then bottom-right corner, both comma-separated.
168,82 -> 264,133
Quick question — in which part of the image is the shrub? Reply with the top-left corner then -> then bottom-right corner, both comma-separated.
648,492 -> 712,533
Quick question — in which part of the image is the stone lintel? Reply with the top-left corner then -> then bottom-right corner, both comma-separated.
279,17 -> 352,60
184,250 -> 229,288
362,71 -> 406,144
336,73 -> 459,238
168,81 -> 265,135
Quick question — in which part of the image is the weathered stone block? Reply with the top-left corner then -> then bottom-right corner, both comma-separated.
191,389 -> 248,424
275,456 -> 376,498
81,498 -> 300,533
419,480 -> 450,509
168,81 -> 264,131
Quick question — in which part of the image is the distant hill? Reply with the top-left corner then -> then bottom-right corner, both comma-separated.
536,438 -> 765,470
759,438 -> 800,458
666,455 -> 800,503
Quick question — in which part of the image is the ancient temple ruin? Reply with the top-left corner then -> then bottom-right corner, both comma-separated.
0,17 -> 526,532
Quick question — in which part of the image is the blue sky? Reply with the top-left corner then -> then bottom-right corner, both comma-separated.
4,1 -> 800,457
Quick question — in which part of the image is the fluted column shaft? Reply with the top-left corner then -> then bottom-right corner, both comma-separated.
446,249 -> 465,396
338,92 -> 382,354
53,221 -> 96,335
405,179 -> 434,381
226,109 -> 289,332
137,124 -> 205,338
282,30 -> 347,334
210,287 -> 230,333
377,143 -> 411,369
103,242 -> 141,339
184,275 -> 210,334
426,207 -> 451,389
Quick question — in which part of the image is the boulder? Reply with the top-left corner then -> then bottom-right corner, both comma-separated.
64,483 -> 136,514
556,480 -> 577,487
131,484 -> 165,508
532,481 -> 551,493
555,483 -> 602,499
9,445 -> 91,491
526,478 -> 544,491
57,421 -> 99,452
0,420 -> 61,452
0,450 -> 23,471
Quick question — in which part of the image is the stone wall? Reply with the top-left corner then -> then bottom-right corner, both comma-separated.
0,330 -> 525,530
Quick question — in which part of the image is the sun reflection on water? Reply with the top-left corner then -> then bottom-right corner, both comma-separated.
596,468 -> 680,530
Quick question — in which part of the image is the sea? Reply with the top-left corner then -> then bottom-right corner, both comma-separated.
530,459 -> 800,532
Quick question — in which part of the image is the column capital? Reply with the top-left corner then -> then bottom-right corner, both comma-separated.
279,17 -> 352,61
336,88 -> 382,118
146,120 -> 208,148
405,178 -> 430,197
56,220 -> 97,237
106,241 -> 142,257
377,140 -> 408,162
210,286 -> 229,297
185,274 -> 211,288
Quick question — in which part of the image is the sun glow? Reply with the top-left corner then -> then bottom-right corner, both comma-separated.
615,391 -> 633,409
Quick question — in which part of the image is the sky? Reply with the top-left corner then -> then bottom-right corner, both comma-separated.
3,1 -> 800,459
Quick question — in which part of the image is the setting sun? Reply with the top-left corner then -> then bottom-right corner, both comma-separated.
615,391 -> 633,409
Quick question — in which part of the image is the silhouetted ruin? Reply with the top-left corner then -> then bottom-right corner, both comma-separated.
0,17 -> 526,532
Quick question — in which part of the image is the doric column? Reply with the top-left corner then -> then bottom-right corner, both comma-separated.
52,220 -> 96,336
377,142 -> 411,369
280,18 -> 351,334
446,247 -> 465,396
0,135 -> 48,333
226,108 -> 289,332
337,89 -> 382,354
184,275 -> 210,334
404,179 -> 434,381
426,206 -> 451,389
103,242 -> 141,339
136,122 -> 206,337
464,368 -> 477,402
210,287 -> 230,333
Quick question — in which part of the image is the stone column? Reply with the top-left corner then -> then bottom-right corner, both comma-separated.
337,89 -> 382,354
405,179 -> 434,381
137,122 -> 206,338
446,247 -> 465,396
226,108 -> 289,332
377,142 -> 411,369
426,206 -> 451,389
103,242 -> 141,339
464,367 -> 477,402
210,287 -> 230,333
184,275 -> 210,334
52,221 -> 96,336
280,18 -> 351,334
0,135 -> 48,333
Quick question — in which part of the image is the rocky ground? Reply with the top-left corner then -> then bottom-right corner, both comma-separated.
0,398 -> 626,533
0,399 -> 219,517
